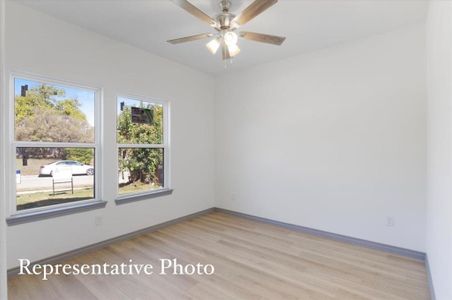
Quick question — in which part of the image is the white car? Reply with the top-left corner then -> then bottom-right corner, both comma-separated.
39,160 -> 94,177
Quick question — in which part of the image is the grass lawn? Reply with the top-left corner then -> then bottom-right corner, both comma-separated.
17,188 -> 94,211
118,181 -> 162,195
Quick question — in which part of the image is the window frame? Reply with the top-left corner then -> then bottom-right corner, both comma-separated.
116,94 -> 171,200
7,73 -> 103,216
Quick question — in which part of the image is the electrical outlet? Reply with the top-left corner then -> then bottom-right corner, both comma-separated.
386,217 -> 395,227
94,216 -> 103,227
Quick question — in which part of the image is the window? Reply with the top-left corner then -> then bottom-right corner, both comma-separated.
12,76 -> 100,213
117,96 -> 169,197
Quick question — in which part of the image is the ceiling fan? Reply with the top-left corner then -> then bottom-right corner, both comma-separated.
167,0 -> 286,61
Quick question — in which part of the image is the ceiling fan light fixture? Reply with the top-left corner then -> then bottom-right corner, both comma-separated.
168,0 -> 286,62
227,43 -> 240,57
224,31 -> 238,47
206,38 -> 221,54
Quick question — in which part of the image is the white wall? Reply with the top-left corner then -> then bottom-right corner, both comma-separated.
215,24 -> 427,251
426,1 -> 452,299
5,2 -> 215,268
0,0 -> 8,297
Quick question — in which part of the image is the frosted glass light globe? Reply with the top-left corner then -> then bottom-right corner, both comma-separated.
224,31 -> 238,46
206,38 -> 221,54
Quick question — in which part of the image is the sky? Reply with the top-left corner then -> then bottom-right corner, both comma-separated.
15,78 -> 95,126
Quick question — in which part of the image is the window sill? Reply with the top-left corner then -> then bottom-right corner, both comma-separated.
6,200 -> 107,226
115,188 -> 173,205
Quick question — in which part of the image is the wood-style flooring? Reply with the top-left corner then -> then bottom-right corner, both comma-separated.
8,212 -> 430,299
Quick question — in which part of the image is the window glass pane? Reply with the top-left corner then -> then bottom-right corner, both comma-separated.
118,148 -> 164,195
16,147 -> 95,211
117,97 -> 163,144
15,78 -> 95,143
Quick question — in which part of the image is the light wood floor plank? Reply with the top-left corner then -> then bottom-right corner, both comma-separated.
8,212 -> 429,299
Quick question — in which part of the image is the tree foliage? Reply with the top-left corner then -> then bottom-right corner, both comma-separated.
66,148 -> 93,165
117,104 -> 164,185
16,107 -> 93,143
15,84 -> 94,164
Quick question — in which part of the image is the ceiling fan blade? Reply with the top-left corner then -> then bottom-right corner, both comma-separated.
167,33 -> 213,44
240,31 -> 286,45
233,0 -> 278,26
222,43 -> 231,60
171,0 -> 217,27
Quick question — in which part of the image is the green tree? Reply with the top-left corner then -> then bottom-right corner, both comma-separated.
15,85 -> 63,123
117,104 -> 163,185
55,99 -> 88,122
15,84 -> 94,164
66,148 -> 93,165
16,107 -> 94,143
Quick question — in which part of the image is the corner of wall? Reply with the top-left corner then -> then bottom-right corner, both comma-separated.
0,0 -> 8,297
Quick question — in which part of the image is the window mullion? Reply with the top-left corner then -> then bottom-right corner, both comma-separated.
14,142 -> 96,148
117,144 -> 164,149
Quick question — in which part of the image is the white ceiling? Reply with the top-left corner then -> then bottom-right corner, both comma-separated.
13,0 -> 428,74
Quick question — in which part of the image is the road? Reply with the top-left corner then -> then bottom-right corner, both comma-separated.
16,175 -> 94,192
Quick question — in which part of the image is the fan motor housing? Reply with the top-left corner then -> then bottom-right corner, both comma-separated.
217,13 -> 235,30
